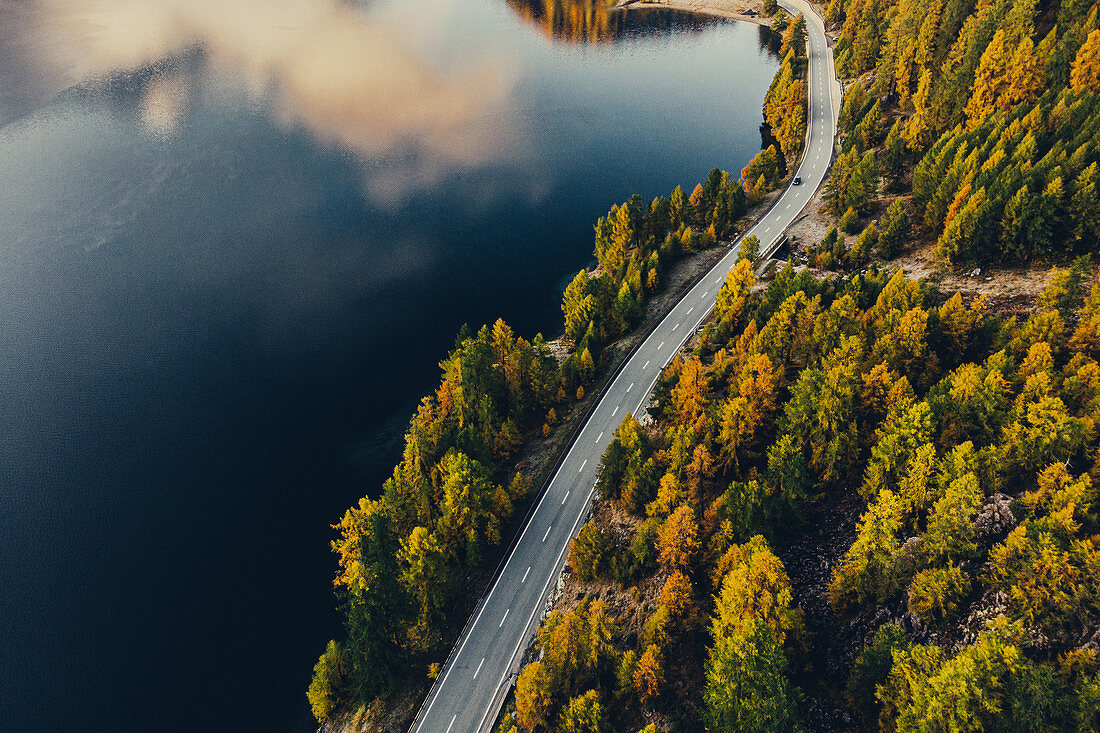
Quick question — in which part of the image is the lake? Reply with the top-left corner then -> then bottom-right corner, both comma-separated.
0,0 -> 778,729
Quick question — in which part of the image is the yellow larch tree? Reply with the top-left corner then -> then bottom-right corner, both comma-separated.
965,31 -> 1040,129
1071,29 -> 1100,94
657,504 -> 700,570
633,644 -> 664,705
670,356 -> 709,427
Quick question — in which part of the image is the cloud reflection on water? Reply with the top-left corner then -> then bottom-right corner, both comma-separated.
5,0 -> 523,203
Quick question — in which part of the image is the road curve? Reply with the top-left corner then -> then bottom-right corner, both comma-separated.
409,3 -> 839,731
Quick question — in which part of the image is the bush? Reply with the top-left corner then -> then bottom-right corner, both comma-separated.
739,234 -> 761,265
307,640 -> 348,723
847,624 -> 909,725
558,689 -> 606,733
840,206 -> 861,235
614,518 -> 659,584
742,146 -> 781,192
907,566 -> 971,628
876,198 -> 909,259
852,222 -> 877,266
569,519 -> 611,581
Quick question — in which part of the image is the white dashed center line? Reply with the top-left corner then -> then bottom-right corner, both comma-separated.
396,62 -> 834,733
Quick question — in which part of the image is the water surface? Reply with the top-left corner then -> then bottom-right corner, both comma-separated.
0,0 -> 778,729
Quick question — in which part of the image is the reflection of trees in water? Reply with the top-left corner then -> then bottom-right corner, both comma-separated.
758,22 -> 781,53
505,0 -> 727,43
506,0 -> 620,43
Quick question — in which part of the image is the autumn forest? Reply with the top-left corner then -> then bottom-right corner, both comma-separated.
311,0 -> 1100,729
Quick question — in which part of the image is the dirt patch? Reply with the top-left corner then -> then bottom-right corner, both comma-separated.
785,199 -> 1053,319
332,686 -> 424,733
543,500 -> 662,635
785,176 -> 835,253
892,239 -> 1052,316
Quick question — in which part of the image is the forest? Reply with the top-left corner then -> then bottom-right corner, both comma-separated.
501,259 -> 1100,732
820,0 -> 1100,266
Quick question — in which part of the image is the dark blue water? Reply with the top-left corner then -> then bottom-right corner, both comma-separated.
0,0 -> 777,730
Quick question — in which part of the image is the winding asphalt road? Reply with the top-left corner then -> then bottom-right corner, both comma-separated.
409,3 -> 839,730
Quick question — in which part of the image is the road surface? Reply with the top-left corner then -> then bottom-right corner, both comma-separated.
408,2 -> 839,730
